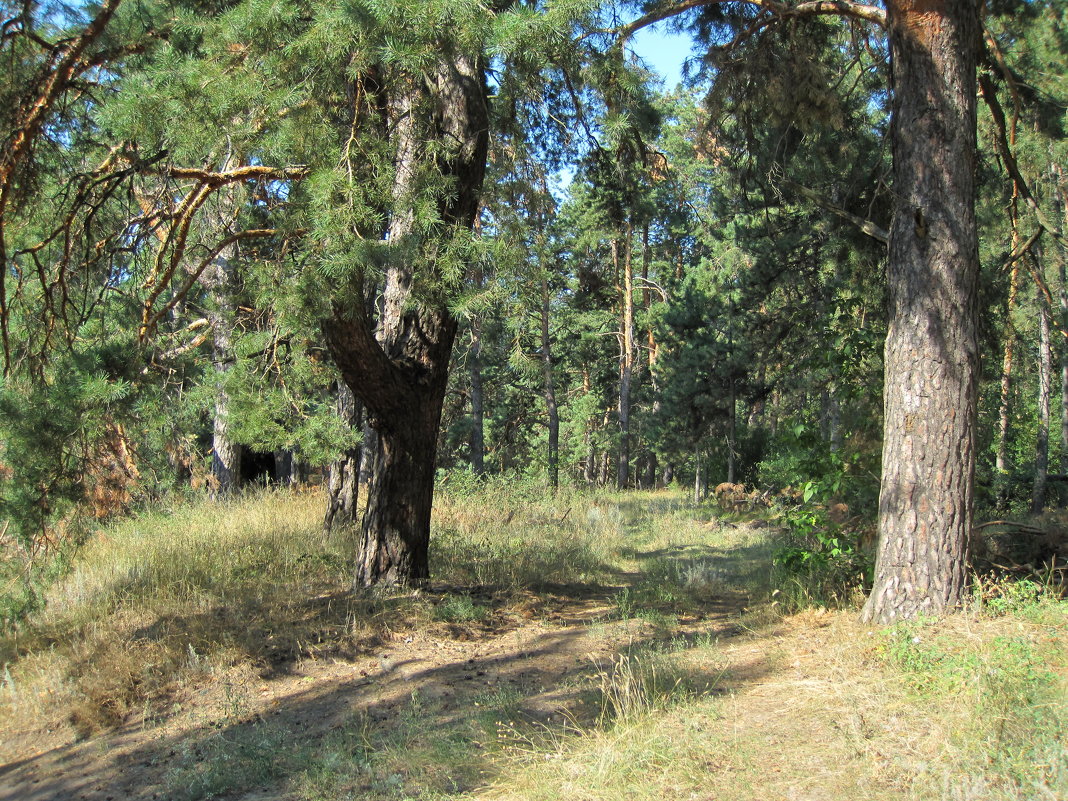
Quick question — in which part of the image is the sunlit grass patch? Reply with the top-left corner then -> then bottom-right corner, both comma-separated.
0,488 -> 360,736
874,601 -> 1068,798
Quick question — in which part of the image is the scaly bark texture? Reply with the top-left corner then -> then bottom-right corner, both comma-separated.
323,52 -> 489,587
862,0 -> 980,623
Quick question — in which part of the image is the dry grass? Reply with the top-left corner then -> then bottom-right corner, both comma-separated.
484,604 -> 1067,801
0,489 -> 358,736
1,483 -> 1064,801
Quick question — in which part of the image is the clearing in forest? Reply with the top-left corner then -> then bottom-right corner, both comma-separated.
0,486 -> 1064,801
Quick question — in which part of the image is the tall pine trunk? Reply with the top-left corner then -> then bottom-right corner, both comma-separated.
863,0 -> 980,623
616,229 -> 636,490
1033,274 -> 1052,514
540,272 -> 559,490
203,228 -> 242,496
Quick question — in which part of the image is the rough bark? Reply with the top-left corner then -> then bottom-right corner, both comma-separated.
322,51 -> 489,587
862,0 -> 980,623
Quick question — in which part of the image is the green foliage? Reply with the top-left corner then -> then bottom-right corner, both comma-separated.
758,419 -> 878,511
0,342 -> 139,548
431,593 -> 490,623
772,504 -> 871,609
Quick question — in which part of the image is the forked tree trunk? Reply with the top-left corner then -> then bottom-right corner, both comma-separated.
863,0 -> 980,623
322,50 -> 488,588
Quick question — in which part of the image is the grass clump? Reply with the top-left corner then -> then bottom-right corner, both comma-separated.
432,593 -> 490,623
0,488 -> 359,736
593,644 -> 723,727
431,477 -> 626,589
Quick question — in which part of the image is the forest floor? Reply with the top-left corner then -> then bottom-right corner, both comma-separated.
0,487 -> 1065,801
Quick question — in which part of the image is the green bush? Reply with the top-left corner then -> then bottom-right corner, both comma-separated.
771,504 -> 871,609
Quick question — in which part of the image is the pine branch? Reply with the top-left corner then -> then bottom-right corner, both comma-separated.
617,0 -> 886,43
139,228 -> 289,340
0,0 -> 125,371
779,177 -> 888,244
978,73 -> 1065,244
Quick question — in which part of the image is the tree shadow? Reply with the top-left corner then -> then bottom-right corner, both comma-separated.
0,576 -> 780,801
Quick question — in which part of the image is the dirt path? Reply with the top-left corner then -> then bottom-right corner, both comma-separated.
0,572 -> 753,801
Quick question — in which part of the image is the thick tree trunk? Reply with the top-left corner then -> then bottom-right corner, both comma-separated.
354,396 -> 445,585
324,381 -> 362,536
1033,275 -> 1051,514
322,49 -> 488,587
862,0 -> 980,623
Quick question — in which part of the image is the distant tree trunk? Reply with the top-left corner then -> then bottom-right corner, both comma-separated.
1061,255 -> 1068,480
1056,171 -> 1068,499
693,447 -> 705,504
643,452 -> 658,489
1033,273 -> 1052,514
203,232 -> 242,497
996,170 -> 1024,504
863,0 -> 980,623
322,50 -> 488,588
615,229 -> 636,490
582,368 -> 597,485
540,272 -> 559,489
275,449 -> 304,486
821,387 -> 842,452
324,381 -> 362,537
468,318 -> 486,477
727,378 -> 736,484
